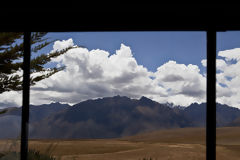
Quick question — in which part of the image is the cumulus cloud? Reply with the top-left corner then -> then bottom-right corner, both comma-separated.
0,38 -> 209,108
0,91 -> 22,109
210,48 -> 240,108
200,49 -> 240,108
201,59 -> 228,72
161,74 -> 184,82
30,42 -> 168,105
216,59 -> 228,71
201,59 -> 206,67
52,38 -> 74,52
218,48 -> 240,61
1,38 -> 240,108
153,61 -> 206,106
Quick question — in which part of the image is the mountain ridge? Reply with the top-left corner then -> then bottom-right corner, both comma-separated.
1,96 -> 240,139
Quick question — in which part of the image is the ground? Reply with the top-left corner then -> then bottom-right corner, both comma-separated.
1,127 -> 240,160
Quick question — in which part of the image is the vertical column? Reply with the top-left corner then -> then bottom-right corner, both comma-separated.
21,32 -> 31,160
206,30 -> 216,160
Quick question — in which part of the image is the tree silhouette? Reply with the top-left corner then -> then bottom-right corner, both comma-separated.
0,32 -> 74,94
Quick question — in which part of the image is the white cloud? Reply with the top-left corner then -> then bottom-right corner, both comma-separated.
0,38 -> 211,108
199,49 -> 240,108
52,38 -> 74,52
215,49 -> 240,108
201,59 -> 206,67
201,59 -> 228,71
217,59 -> 228,71
30,42 -> 168,105
218,48 -> 240,61
153,61 -> 206,106
2,39 -> 240,109
0,91 -> 22,108
3,38 -> 240,109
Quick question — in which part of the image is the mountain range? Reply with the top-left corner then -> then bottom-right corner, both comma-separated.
1,96 -> 240,139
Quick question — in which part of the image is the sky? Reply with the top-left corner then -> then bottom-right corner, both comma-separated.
39,32 -> 207,73
0,31 -> 240,109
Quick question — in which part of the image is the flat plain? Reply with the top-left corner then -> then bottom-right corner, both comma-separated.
1,127 -> 240,160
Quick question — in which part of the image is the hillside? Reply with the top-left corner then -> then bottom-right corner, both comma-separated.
1,96 -> 240,139
28,96 -> 192,138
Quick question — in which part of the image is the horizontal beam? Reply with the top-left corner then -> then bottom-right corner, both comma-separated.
0,11 -> 239,31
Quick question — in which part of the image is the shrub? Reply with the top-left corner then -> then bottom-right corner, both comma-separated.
0,149 -> 57,160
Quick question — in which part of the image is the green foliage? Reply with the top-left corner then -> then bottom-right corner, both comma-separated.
0,32 -> 74,94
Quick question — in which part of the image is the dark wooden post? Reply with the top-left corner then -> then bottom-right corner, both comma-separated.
21,32 -> 31,160
206,30 -> 216,160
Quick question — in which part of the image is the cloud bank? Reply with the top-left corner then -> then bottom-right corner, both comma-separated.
0,38 -> 239,108
215,48 -> 240,108
200,48 -> 240,108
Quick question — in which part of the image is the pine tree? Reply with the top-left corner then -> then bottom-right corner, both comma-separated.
0,32 -> 74,94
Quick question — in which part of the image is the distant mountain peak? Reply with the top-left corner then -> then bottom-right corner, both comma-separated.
139,96 -> 150,101
139,96 -> 156,105
164,102 -> 175,108
112,95 -> 130,99
50,102 -> 61,105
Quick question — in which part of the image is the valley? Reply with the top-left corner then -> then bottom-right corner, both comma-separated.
1,127 -> 240,160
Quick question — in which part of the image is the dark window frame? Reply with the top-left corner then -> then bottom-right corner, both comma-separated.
9,8 -> 238,160
2,4 -> 240,160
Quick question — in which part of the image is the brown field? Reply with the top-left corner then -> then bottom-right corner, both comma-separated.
1,127 -> 240,160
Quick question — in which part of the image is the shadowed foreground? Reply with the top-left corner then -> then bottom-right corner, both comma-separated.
1,127 -> 240,160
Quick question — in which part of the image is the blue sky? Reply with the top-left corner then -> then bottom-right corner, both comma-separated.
26,31 -> 208,107
217,31 -> 240,65
217,32 -> 240,51
2,31 -> 240,108
38,31 -> 240,73
40,32 -> 207,73
27,31 -> 238,107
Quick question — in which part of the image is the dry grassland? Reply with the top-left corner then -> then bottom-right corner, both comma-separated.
1,127 -> 240,160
